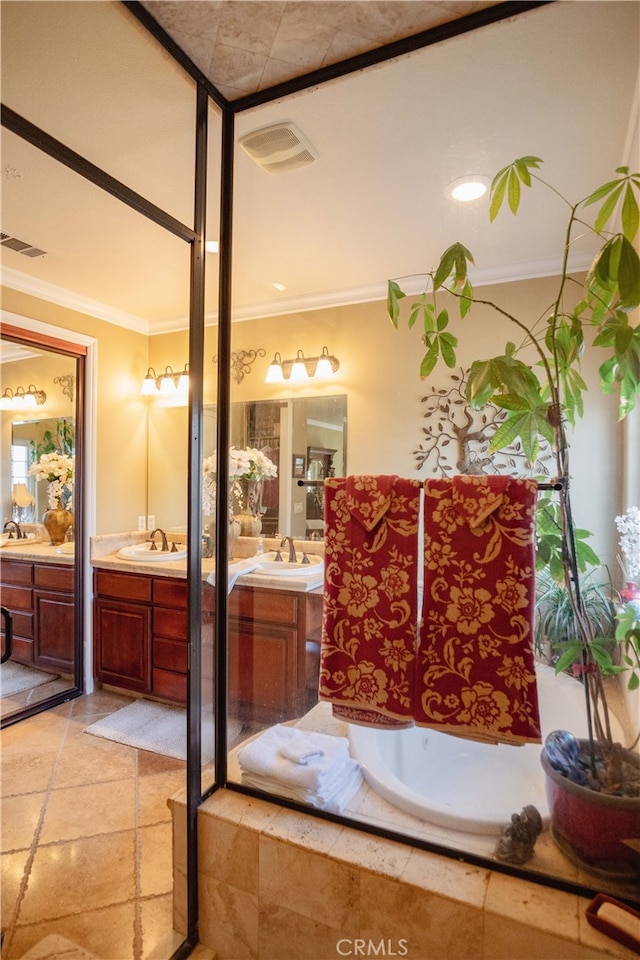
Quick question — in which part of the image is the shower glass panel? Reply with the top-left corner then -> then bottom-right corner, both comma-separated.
223,3 -> 639,907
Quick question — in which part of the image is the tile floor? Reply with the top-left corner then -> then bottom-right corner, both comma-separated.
0,689 -> 204,960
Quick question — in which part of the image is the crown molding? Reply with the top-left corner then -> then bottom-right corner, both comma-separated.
3,250 -> 595,335
1,266 -> 151,334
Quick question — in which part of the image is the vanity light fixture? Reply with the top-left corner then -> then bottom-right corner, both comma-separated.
264,347 -> 340,383
289,350 -> 309,382
448,175 -> 491,202
0,384 -> 47,410
140,364 -> 189,397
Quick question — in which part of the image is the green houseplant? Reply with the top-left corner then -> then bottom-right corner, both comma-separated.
388,157 -> 640,875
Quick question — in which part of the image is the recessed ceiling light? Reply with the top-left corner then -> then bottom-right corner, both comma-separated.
448,176 -> 490,202
205,240 -> 219,254
272,282 -> 287,292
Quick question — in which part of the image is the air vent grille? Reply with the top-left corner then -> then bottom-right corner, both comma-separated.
238,122 -> 317,175
0,232 -> 47,258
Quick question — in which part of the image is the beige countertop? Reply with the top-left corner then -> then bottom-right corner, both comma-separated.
90,533 -> 324,591
0,539 -> 74,565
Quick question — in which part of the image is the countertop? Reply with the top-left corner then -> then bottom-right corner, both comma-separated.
0,539 -> 74,565
90,543 -> 324,592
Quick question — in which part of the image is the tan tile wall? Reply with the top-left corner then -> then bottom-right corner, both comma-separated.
171,790 -> 636,960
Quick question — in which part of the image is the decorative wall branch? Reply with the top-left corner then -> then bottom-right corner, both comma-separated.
212,348 -> 266,384
54,374 -> 75,403
413,369 -> 553,477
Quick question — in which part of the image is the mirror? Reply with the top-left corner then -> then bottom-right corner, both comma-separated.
203,395 -> 346,538
0,330 -> 82,724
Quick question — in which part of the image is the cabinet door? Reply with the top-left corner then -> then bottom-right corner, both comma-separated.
94,598 -> 151,693
228,619 -> 298,723
0,583 -> 34,664
34,590 -> 74,672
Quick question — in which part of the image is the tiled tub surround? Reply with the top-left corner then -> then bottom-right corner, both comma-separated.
170,787 -> 637,960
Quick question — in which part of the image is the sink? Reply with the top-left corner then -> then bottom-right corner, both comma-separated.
117,542 -> 187,562
254,551 -> 323,577
55,542 -> 75,555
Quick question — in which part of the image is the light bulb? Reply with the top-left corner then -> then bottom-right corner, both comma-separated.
265,353 -> 284,383
289,351 -> 309,382
140,370 -> 158,395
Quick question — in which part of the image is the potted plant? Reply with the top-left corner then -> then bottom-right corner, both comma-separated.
388,156 -> 640,877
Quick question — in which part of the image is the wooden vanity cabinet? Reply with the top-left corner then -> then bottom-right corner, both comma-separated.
1,558 -> 74,672
224,585 -> 323,724
93,571 -> 152,693
93,570 -> 188,702
94,569 -> 323,720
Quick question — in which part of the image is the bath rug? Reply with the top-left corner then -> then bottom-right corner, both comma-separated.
418,475 -> 541,745
319,475 -> 422,727
84,699 -> 242,760
0,661 -> 59,698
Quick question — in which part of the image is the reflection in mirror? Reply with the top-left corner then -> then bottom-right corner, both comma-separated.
0,332 -> 80,723
203,395 -> 346,539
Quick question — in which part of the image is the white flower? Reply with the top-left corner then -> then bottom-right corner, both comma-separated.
615,505 -> 640,582
202,447 -> 277,516
29,452 -> 74,510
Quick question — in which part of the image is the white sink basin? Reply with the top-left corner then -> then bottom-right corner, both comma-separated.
117,542 -> 187,562
55,542 -> 75,555
254,551 -> 323,577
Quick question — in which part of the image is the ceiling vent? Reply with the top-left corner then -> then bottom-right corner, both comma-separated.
1,232 -> 46,258
238,122 -> 318,175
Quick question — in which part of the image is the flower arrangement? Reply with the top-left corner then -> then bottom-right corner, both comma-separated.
615,505 -> 640,592
202,446 -> 277,515
29,452 -> 74,510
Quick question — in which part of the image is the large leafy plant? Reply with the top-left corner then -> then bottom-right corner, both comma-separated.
388,157 -> 640,764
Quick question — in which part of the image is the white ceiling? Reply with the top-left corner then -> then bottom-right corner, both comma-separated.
1,1 -> 638,335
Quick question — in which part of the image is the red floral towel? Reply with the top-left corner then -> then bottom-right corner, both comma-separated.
417,475 -> 541,745
319,476 -> 422,727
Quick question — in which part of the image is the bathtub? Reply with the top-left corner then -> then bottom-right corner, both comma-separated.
347,664 -> 599,835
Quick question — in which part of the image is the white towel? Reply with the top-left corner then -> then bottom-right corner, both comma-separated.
278,742 -> 325,765
237,724 -> 363,811
206,557 -> 263,592
241,761 -> 363,814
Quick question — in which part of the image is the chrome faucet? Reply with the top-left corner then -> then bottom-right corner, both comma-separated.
149,527 -> 169,551
280,536 -> 297,563
3,520 -> 23,540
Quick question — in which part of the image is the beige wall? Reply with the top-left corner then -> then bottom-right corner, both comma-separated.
3,270 -> 633,573
2,286 -> 149,534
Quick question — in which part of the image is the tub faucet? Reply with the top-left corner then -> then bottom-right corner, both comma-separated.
280,536 -> 297,563
3,520 -> 22,540
149,527 -> 169,551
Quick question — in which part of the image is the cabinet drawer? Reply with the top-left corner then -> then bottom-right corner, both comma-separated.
154,607 -> 187,641
154,637 -> 188,673
230,588 -> 298,625
0,560 -> 33,586
153,666 -> 187,703
94,570 -> 151,603
1,609 -> 33,639
153,577 -> 187,609
34,564 -> 73,592
0,584 -> 32,612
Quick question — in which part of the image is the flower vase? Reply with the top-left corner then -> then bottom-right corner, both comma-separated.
236,480 -> 263,537
42,504 -> 73,546
228,517 -> 241,558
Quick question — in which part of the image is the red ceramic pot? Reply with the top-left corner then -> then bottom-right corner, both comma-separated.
541,742 -> 640,878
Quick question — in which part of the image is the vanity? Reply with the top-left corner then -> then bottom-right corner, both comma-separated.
0,542 -> 75,674
91,538 -> 324,723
